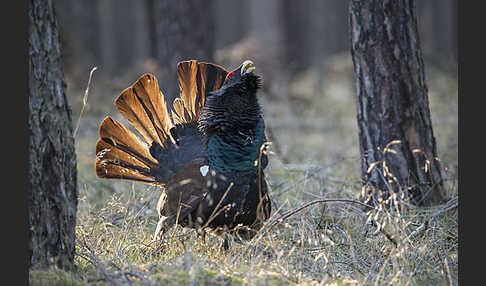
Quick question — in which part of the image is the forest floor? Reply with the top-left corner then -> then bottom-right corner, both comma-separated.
30,52 -> 458,285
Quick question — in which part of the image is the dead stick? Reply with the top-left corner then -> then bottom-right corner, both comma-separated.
263,199 -> 374,234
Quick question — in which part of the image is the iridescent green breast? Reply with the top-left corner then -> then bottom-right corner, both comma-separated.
207,118 -> 267,174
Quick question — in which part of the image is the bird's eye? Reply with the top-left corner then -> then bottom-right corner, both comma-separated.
225,72 -> 235,82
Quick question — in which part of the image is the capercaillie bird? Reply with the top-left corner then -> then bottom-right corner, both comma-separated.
95,60 -> 271,241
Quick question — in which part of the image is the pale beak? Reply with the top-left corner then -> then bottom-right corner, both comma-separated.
241,60 -> 255,75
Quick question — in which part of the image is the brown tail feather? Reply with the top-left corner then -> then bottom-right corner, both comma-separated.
95,137 -> 153,169
95,116 -> 162,184
115,74 -> 174,147
177,60 -> 199,121
171,98 -> 190,125
176,60 -> 228,123
98,116 -> 158,166
95,138 -> 157,184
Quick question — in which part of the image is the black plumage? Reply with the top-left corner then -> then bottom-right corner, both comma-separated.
95,60 -> 271,240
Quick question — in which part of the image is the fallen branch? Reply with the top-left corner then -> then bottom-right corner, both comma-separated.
261,198 -> 374,236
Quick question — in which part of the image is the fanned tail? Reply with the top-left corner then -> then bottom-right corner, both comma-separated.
95,61 -> 228,187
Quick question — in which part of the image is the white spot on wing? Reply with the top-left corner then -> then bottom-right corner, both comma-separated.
200,165 -> 209,177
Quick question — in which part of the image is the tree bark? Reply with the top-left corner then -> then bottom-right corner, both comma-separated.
349,0 -> 445,206
151,0 -> 215,103
28,0 -> 78,270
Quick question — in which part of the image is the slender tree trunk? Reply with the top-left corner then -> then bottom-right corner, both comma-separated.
54,0 -> 99,86
213,0 -> 247,49
152,0 -> 215,103
28,0 -> 78,270
349,0 -> 445,206
416,0 -> 457,74
280,0 -> 309,75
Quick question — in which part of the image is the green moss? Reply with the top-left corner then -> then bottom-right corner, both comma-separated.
29,269 -> 101,286
149,267 -> 245,286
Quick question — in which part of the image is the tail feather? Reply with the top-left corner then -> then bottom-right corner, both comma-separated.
171,98 -> 190,125
177,60 -> 199,121
96,137 -> 152,170
115,74 -> 174,147
131,74 -> 174,146
95,116 -> 161,184
176,60 -> 228,123
95,138 -> 156,184
98,116 -> 158,166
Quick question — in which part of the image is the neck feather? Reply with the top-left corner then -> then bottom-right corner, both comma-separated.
198,73 -> 267,173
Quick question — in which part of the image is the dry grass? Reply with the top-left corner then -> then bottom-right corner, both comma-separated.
30,54 -> 458,285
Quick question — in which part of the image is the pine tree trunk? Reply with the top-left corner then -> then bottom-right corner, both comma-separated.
349,0 -> 445,206
28,0 -> 78,270
152,0 -> 215,102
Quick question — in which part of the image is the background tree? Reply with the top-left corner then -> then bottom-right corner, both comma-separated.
28,0 -> 78,270
416,0 -> 457,75
150,0 -> 215,103
349,0 -> 445,206
280,0 -> 349,77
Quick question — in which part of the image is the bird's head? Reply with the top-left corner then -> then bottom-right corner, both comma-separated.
207,60 -> 260,97
203,59 -> 261,103
223,60 -> 256,84
199,59 -> 263,140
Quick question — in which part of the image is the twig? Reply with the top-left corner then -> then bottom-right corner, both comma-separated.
83,241 -> 122,286
370,220 -> 398,247
73,66 -> 97,138
431,196 -> 458,217
262,199 -> 374,235
203,182 -> 234,228
272,157 -> 357,197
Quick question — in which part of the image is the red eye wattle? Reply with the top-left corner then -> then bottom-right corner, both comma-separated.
225,72 -> 235,82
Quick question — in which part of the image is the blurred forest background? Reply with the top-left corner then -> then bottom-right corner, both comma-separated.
54,0 -> 457,200
55,0 -> 457,82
